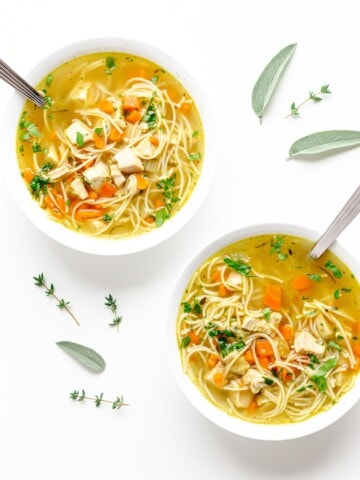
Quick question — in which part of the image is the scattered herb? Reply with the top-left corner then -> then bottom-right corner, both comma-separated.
29,175 -> 49,196
218,338 -> 245,357
142,93 -> 157,128
76,131 -> 85,148
46,74 -> 54,86
342,287 -> 352,293
41,162 -> 53,172
336,335 -> 344,340
180,335 -> 191,348
192,130 -> 199,137
334,289 -> 341,299
70,390 -> 128,409
154,208 -> 169,227
154,175 -> 180,226
325,260 -> 342,279
105,294 -> 122,332
311,357 -> 337,392
270,235 -> 288,260
263,377 -> 274,386
33,273 -> 79,325
224,257 -> 252,277
32,143 -> 42,153
307,273 -> 322,282
151,75 -> 159,84
328,340 -> 341,351
103,213 -> 113,223
42,93 -> 53,110
105,56 -> 116,75
296,384 -> 313,393
189,152 -> 201,161
263,307 -> 272,321
308,353 -> 320,364
251,43 -> 297,122
94,127 -> 104,136
182,298 -> 202,315
19,114 -> 41,140
57,341 -> 106,372
285,84 -> 331,118
288,130 -> 360,157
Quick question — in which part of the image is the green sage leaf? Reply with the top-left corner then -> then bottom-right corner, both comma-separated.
56,341 -> 106,372
289,130 -> 360,157
252,43 -> 297,122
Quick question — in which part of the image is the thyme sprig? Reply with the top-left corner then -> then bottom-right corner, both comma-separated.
105,294 -> 122,331
70,390 -> 128,409
33,273 -> 80,326
286,84 -> 331,118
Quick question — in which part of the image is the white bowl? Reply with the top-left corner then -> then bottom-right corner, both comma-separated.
166,223 -> 360,441
3,38 -> 216,255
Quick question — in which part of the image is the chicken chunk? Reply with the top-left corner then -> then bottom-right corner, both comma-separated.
242,316 -> 273,335
269,312 -> 282,327
229,389 -> 253,409
114,146 -> 144,174
224,351 -> 250,376
67,81 -> 94,106
135,137 -> 157,159
242,368 -> 267,394
65,120 -> 93,145
227,271 -> 243,287
109,164 -> 126,188
83,162 -> 109,191
70,177 -> 88,200
294,330 -> 326,356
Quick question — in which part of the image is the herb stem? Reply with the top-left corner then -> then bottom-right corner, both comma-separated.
285,84 -> 331,119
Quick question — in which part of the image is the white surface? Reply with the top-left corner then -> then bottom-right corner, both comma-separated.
0,1 -> 360,479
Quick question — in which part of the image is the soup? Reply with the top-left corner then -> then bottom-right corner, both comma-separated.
177,234 -> 360,424
16,52 -> 203,238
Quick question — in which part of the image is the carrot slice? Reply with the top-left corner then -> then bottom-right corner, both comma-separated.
246,399 -> 258,415
264,283 -> 282,311
97,99 -> 114,114
244,349 -> 255,364
75,209 -> 104,219
218,284 -> 230,297
291,274 -> 312,291
135,174 -> 149,190
189,330 -> 200,345
279,324 -> 293,342
94,133 -> 105,149
123,95 -> 140,112
23,167 -> 35,183
99,181 -> 117,198
255,339 -> 274,357
213,371 -> 225,388
108,127 -> 124,143
207,353 -> 219,368
126,110 -> 141,124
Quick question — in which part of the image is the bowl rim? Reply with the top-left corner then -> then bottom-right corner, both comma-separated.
3,37 -> 216,255
166,222 -> 360,441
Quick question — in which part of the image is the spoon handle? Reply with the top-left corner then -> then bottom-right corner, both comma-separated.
0,58 -> 45,108
308,185 -> 360,260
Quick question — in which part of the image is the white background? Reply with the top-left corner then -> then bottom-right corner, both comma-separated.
1,1 -> 360,479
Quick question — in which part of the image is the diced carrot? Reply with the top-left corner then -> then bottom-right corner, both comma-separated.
352,342 -> 360,356
212,269 -> 222,283
135,174 -> 149,190
258,356 -> 270,368
219,284 -> 231,297
126,110 -> 141,124
108,127 -> 124,143
291,274 -> 312,292
279,368 -> 294,383
94,133 -> 105,149
23,167 -> 35,183
244,349 -> 255,364
264,283 -> 282,311
207,353 -> 219,368
75,209 -> 104,219
279,324 -> 293,342
99,181 -> 117,198
123,95 -> 140,112
149,135 -> 159,146
97,99 -> 114,114
255,339 -> 274,357
88,190 -> 98,200
213,371 -> 225,388
154,195 -> 165,209
44,195 -> 55,209
246,399 -> 258,415
189,330 -> 200,345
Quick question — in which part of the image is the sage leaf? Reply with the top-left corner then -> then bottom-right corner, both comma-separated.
56,341 -> 106,372
289,130 -> 360,157
252,43 -> 297,122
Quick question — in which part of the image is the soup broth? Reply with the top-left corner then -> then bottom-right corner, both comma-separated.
177,234 -> 360,424
17,52 -> 203,238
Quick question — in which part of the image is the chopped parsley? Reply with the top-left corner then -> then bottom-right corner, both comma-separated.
151,75 -> 159,84
29,175 -> 49,197
32,143 -> 42,153
270,235 -> 288,260
189,152 -> 201,161
296,384 -> 313,393
263,307 -> 272,321
180,336 -> 191,348
218,338 -> 245,358
224,257 -> 252,277
155,175 -> 180,227
325,260 -> 342,279
19,114 -> 41,141
105,56 -> 116,75
42,92 -> 53,109
103,213 -> 113,223
41,162 -> 53,172
76,132 -> 85,148
311,357 -> 337,392
334,289 -> 341,299
307,273 -> 322,282
154,207 -> 169,227
192,130 -> 199,138
328,340 -> 341,351
182,298 -> 202,315
46,74 -> 54,86
142,94 -> 157,129
263,377 -> 274,386
95,127 -> 104,136
308,353 -> 320,364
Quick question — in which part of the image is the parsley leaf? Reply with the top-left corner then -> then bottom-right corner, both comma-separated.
105,57 -> 116,75
325,260 -> 342,279
189,152 -> 201,161
270,235 -> 288,260
224,257 -> 252,277
307,273 -> 322,282
76,132 -> 85,148
263,307 -> 272,321
180,336 -> 191,348
29,175 -> 49,197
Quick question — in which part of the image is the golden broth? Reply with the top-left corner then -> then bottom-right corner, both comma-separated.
17,52 -> 204,238
177,234 -> 360,424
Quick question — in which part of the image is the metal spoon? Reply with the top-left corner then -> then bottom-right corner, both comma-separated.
0,57 -> 45,107
308,185 -> 360,260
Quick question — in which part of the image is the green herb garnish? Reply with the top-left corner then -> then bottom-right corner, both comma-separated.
46,74 -> 54,86
263,307 -> 272,321
263,377 -> 274,386
105,294 -> 122,332
76,132 -> 85,148
180,335 -> 191,348
70,390 -> 127,409
32,143 -> 42,153
189,152 -> 201,161
142,93 -> 157,128
33,273 -> 79,325
270,235 -> 288,260
307,273 -> 322,282
105,56 -> 116,75
29,175 -> 49,197
325,260 -> 342,279
224,257 -> 252,276
286,84 -> 331,119
103,213 -> 113,223
19,114 -> 41,140
328,340 -> 341,351
182,298 -> 202,315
